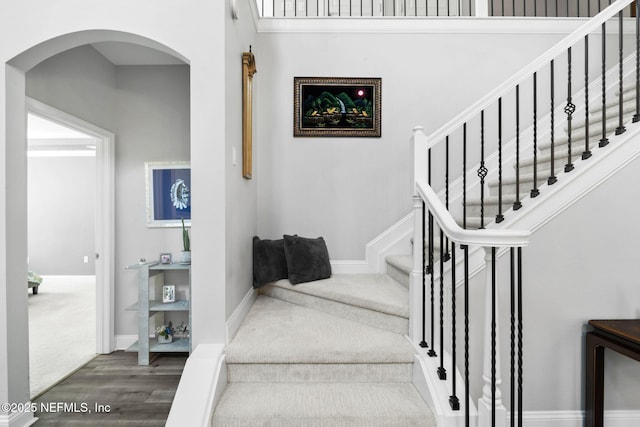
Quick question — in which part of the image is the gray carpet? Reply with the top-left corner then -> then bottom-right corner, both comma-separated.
213,383 -> 435,427
28,275 -> 96,397
225,296 -> 414,365
214,274 -> 435,426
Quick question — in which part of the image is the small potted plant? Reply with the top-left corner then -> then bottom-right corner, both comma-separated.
156,323 -> 174,344
180,217 -> 191,264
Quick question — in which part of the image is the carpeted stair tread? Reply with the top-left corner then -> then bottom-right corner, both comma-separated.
212,382 -> 435,427
225,296 -> 414,364
265,273 -> 408,318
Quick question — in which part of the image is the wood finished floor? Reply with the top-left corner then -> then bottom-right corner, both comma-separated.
33,351 -> 187,426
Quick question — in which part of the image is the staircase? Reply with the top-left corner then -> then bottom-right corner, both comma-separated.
467,82 -> 640,227
211,273 -> 435,426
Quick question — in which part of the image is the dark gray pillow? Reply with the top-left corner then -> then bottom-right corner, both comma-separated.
252,236 -> 288,288
283,235 -> 331,285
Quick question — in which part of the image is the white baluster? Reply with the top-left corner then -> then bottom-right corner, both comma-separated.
409,195 -> 423,344
475,0 -> 489,16
478,247 -> 506,427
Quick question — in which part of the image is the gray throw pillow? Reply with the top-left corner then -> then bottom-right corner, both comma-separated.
283,235 -> 331,285
252,236 -> 288,288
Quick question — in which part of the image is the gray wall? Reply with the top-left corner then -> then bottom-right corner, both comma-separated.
225,0 -> 259,321
26,46 -> 190,337
27,156 -> 96,275
256,30 -> 569,260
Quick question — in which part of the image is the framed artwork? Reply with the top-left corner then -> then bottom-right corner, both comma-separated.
293,77 -> 381,137
160,253 -> 172,264
162,285 -> 176,303
145,161 -> 191,228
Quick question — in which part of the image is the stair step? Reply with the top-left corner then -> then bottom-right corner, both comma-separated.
259,274 -> 409,334
225,296 -> 414,382
212,382 -> 435,427
487,173 -> 548,197
385,255 -> 412,288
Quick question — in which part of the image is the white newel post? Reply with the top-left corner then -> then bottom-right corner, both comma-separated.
410,126 -> 429,344
478,247 -> 506,427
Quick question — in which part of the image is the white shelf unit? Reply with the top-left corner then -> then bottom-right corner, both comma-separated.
126,261 -> 191,365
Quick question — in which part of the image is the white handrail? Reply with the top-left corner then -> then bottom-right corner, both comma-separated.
426,0 -> 636,147
412,127 -> 530,247
416,181 -> 530,247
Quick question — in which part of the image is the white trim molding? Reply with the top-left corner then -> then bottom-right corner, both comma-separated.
516,410 -> 640,427
166,344 -> 226,427
26,97 -> 116,355
226,287 -> 258,343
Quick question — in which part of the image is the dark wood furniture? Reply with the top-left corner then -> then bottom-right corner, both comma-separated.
585,319 -> 640,427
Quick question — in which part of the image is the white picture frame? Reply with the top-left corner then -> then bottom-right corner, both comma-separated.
162,285 -> 176,303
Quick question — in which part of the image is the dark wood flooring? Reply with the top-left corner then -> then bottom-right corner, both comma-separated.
33,351 -> 187,426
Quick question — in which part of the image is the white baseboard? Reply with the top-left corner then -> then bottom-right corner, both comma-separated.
115,335 -> 137,351
0,411 -> 36,427
226,287 -> 257,343
517,410 -> 640,427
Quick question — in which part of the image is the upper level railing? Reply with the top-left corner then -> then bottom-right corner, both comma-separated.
257,0 -> 628,17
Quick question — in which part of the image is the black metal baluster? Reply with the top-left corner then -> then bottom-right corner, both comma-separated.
463,123 -> 467,228
497,98 -> 504,223
510,248 -> 516,427
420,200 -> 428,349
600,22 -> 610,147
463,244 -> 470,427
428,149 -> 436,358
635,0 -> 640,123
514,85 -> 522,210
438,228 -> 446,380
616,10 -> 626,135
479,110 -> 488,229
445,137 -> 451,261
532,72 -> 540,197
565,47 -> 576,173
584,35 -> 593,160
491,246 -> 497,426
437,0 -> 439,16
517,247 -> 523,427
577,0 -> 580,17
549,60 -> 558,185
449,243 -> 460,410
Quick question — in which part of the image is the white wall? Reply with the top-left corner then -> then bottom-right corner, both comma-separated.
114,64 -> 191,336
225,0 -> 259,320
0,1 -> 228,410
28,155 -> 96,275
519,155 -> 640,412
256,28 -> 570,259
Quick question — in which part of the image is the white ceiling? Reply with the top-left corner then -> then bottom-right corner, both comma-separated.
91,42 -> 185,66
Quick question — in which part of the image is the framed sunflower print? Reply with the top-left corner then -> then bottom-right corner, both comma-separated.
145,161 -> 191,228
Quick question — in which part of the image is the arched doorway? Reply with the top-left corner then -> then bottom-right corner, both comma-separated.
4,31 -> 189,421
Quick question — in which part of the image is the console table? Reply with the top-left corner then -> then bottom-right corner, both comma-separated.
585,319 -> 640,427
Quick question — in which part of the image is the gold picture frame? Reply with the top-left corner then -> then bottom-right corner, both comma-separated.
242,50 -> 257,179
